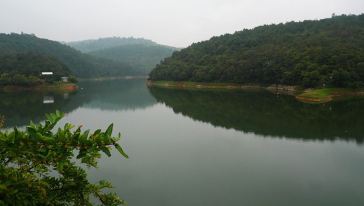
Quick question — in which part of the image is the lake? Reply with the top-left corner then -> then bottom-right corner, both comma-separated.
1,79 -> 364,206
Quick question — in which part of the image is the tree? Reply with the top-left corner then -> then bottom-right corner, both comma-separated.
0,111 -> 128,205
149,14 -> 364,88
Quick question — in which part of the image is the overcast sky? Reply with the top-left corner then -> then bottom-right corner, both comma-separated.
0,0 -> 363,47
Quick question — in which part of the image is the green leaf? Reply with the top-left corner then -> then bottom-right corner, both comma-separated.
0,111 -> 127,205
26,126 -> 37,137
114,144 -> 128,158
101,147 -> 111,157
105,124 -> 113,137
94,129 -> 101,136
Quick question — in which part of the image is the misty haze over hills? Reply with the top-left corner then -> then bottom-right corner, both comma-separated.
67,37 -> 178,74
67,37 -> 161,53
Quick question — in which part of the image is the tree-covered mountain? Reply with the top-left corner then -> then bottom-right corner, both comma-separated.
0,33 -> 136,78
0,53 -> 72,86
68,37 -> 177,74
88,44 -> 176,74
68,37 -> 157,53
150,14 -> 364,88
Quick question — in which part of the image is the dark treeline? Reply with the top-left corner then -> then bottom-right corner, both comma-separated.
0,33 -> 137,78
0,53 -> 73,86
150,14 -> 364,88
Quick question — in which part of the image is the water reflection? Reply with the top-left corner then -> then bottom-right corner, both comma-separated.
2,80 -> 364,206
0,79 -> 156,127
0,91 -> 81,127
43,96 -> 55,104
3,80 -> 364,141
149,87 -> 364,143
78,79 -> 156,111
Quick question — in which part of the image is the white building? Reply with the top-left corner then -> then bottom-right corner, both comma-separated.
41,72 -> 54,76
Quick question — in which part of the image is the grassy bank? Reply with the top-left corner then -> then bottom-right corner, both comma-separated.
0,82 -> 78,92
296,88 -> 364,103
147,80 -> 364,103
147,80 -> 298,94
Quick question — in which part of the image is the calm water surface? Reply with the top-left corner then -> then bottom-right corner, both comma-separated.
1,79 -> 364,206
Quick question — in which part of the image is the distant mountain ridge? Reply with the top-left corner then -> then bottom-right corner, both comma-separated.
68,37 -> 159,53
88,43 -> 177,74
67,37 -> 178,74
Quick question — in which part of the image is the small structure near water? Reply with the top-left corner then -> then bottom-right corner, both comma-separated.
41,72 -> 54,76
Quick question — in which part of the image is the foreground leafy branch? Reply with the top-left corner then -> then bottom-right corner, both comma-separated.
0,111 -> 128,205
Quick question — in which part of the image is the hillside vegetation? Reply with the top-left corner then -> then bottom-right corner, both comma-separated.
0,33 -> 135,78
89,44 -> 176,74
69,37 -> 177,74
68,37 -> 157,52
0,53 -> 72,86
150,14 -> 364,88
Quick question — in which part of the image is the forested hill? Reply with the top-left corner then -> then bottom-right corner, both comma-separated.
68,37 -> 157,53
150,14 -> 364,88
0,53 -> 72,86
88,44 -> 176,74
0,33 -> 135,78
68,37 -> 177,74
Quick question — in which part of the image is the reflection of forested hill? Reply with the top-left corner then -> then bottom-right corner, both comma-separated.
0,91 -> 86,128
0,79 -> 157,128
150,88 -> 364,143
78,79 -> 156,111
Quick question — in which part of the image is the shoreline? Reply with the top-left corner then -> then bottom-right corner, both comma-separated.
147,80 -> 364,103
147,80 -> 300,94
0,83 -> 78,92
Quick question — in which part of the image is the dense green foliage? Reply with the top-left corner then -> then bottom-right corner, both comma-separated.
150,87 -> 364,142
150,14 -> 364,88
68,37 -> 157,53
69,37 -> 177,75
89,44 -> 176,74
0,111 -> 128,205
0,33 -> 136,78
0,53 -> 72,86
